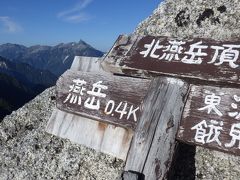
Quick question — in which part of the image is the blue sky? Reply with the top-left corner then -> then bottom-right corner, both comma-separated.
0,0 -> 160,51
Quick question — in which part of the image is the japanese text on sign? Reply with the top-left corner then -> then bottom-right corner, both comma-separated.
191,92 -> 240,149
63,78 -> 140,122
178,85 -> 240,156
140,39 -> 240,69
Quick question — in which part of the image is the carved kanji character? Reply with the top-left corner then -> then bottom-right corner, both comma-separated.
182,41 -> 208,64
209,45 -> 240,68
198,93 -> 223,116
191,120 -> 223,146
84,81 -> 108,110
63,79 -> 86,105
159,40 -> 186,61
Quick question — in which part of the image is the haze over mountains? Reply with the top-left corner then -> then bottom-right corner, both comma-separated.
0,40 -> 103,76
0,40 -> 104,120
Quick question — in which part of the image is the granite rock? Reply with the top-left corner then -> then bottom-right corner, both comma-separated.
1,0 -> 240,179
0,87 -> 124,180
134,0 -> 240,179
135,0 -> 240,42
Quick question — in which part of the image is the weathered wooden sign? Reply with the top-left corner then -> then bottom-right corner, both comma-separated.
178,85 -> 240,155
56,70 -> 150,130
102,35 -> 240,84
124,77 -> 189,180
47,56 -> 136,160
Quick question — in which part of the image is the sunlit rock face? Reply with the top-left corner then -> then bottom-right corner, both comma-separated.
135,0 -> 240,42
1,0 -> 240,179
0,88 -> 124,179
135,0 -> 240,179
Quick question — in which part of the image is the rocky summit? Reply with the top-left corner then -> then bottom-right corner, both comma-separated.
1,0 -> 240,179
135,0 -> 240,42
0,88 -> 124,179
135,0 -> 240,179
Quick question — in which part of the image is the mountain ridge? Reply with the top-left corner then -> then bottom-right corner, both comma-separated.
1,0 -> 240,179
0,39 -> 103,119
0,40 -> 104,76
0,56 -> 57,87
0,72 -> 46,119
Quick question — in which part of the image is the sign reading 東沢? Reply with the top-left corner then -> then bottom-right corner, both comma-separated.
102,35 -> 240,84
56,70 -> 150,130
177,85 -> 240,155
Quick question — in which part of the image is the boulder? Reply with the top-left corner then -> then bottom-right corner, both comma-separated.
0,87 -> 124,179
1,0 -> 240,179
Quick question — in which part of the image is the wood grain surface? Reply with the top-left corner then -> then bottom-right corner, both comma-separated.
56,70 -> 150,130
124,77 -> 189,179
46,56 -> 135,160
178,85 -> 240,156
102,35 -> 240,84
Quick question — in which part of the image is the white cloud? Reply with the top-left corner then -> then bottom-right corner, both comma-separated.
57,0 -> 93,23
64,13 -> 91,23
0,16 -> 22,33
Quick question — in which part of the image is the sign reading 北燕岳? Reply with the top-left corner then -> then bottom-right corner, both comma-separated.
102,35 -> 240,84
56,70 -> 150,130
178,85 -> 240,155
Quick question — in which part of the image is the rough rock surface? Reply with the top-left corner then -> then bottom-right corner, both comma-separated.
135,0 -> 240,42
0,87 -> 124,180
1,0 -> 240,179
134,0 -> 240,179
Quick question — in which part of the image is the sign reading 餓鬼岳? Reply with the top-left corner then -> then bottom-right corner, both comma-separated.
102,35 -> 240,84
56,70 -> 150,130
178,85 -> 240,155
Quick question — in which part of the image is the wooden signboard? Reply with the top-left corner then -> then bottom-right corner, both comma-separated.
102,35 -> 240,84
56,70 -> 150,130
178,85 -> 240,155
46,56 -> 137,160
124,77 -> 189,180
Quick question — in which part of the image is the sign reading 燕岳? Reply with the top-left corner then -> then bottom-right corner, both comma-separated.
56,70 -> 150,130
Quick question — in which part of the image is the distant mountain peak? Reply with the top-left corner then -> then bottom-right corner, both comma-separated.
78,39 -> 88,45
55,40 -> 90,49
0,40 -> 103,76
